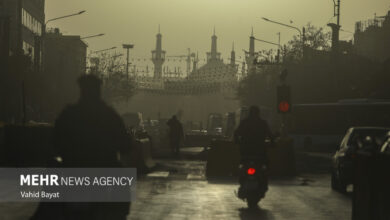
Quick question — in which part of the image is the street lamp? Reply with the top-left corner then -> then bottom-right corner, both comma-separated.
262,17 -> 306,58
253,36 -> 282,63
122,44 -> 134,81
262,17 -> 303,36
253,37 -> 281,48
41,10 -> 87,72
81,33 -> 105,40
45,10 -> 86,25
92,46 -> 117,54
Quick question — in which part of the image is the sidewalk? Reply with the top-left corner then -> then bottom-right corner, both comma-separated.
0,202 -> 38,220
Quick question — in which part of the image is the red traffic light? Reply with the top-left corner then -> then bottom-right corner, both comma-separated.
247,168 -> 256,175
277,85 -> 291,113
278,101 -> 290,113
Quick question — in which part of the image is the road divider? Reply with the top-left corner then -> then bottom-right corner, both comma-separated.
206,137 -> 296,178
268,137 -> 296,177
206,139 -> 241,178
122,138 -> 156,174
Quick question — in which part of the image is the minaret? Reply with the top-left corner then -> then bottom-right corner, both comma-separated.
152,25 -> 166,79
211,27 -> 217,59
230,42 -> 236,66
245,27 -> 256,74
249,27 -> 255,57
207,27 -> 221,63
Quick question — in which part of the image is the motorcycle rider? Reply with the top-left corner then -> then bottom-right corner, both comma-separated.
234,105 -> 273,162
234,105 -> 274,195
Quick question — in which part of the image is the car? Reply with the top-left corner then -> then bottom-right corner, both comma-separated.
380,131 -> 390,155
331,127 -> 389,192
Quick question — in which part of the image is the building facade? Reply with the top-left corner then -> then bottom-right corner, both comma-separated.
43,28 -> 87,113
0,0 -> 44,65
354,11 -> 390,62
122,29 -> 239,125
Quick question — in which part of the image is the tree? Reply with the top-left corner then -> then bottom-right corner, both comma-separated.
257,49 -> 278,64
236,24 -> 331,108
88,53 -> 136,104
103,71 -> 136,104
284,23 -> 331,62
237,64 -> 281,107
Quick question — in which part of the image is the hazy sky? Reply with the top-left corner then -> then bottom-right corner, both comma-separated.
45,0 -> 389,69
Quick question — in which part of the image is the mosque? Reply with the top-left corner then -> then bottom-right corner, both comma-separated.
114,28 -> 242,124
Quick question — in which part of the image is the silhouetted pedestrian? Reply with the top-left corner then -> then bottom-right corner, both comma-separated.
167,115 -> 184,157
31,74 -> 132,220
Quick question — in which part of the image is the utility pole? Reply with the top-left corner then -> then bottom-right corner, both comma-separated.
277,32 -> 281,63
335,0 -> 341,26
122,44 -> 134,81
328,0 -> 341,52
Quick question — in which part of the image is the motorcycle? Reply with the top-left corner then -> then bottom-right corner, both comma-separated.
237,157 -> 268,208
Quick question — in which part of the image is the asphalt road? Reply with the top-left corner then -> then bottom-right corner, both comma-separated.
0,157 -> 351,220
129,159 -> 351,220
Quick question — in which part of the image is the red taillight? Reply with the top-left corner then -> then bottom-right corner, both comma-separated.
247,168 -> 256,175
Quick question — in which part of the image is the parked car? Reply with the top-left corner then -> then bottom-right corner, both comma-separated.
331,127 -> 389,192
380,131 -> 390,155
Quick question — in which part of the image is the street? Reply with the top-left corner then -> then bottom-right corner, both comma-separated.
0,154 -> 351,220
1,0 -> 389,219
130,159 -> 351,220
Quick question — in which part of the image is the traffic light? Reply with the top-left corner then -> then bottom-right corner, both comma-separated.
277,85 -> 291,113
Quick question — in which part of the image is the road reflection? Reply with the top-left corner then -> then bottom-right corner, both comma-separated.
239,207 -> 275,220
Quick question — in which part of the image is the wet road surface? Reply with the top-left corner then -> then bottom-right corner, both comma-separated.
129,159 -> 351,220
0,158 -> 351,220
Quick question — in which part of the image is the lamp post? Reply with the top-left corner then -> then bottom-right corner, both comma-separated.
253,37 -> 282,63
45,10 -> 86,26
262,17 -> 306,58
262,17 -> 303,36
81,33 -> 105,40
92,46 -> 117,54
122,44 -> 134,81
42,10 -> 86,72
253,37 -> 281,48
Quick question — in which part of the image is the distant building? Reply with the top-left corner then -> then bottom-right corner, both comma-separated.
122,29 -> 239,125
354,11 -> 390,62
185,29 -> 238,94
206,28 -> 222,63
44,28 -> 87,76
43,28 -> 87,111
0,0 -> 45,66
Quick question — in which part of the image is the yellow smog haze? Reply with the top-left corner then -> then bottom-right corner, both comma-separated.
46,0 -> 389,60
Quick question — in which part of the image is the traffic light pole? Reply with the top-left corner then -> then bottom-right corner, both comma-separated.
277,69 -> 291,137
279,83 -> 288,137
281,113 -> 287,137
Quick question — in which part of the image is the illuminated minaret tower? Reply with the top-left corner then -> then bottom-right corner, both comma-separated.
230,42 -> 236,66
152,25 -> 166,79
207,27 -> 221,63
